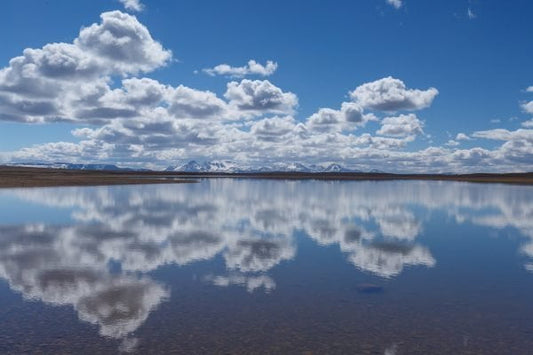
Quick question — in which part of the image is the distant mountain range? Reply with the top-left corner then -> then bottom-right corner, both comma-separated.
5,162 -> 146,171
165,160 -> 367,173
7,160 -> 384,173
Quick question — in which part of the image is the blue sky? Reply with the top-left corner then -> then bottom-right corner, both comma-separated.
0,0 -> 532,172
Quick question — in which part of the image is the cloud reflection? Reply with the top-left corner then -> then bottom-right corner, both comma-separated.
0,179 -> 532,346
0,225 -> 168,350
204,273 -> 276,293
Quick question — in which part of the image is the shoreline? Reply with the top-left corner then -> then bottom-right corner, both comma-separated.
0,166 -> 196,188
1,166 -> 532,188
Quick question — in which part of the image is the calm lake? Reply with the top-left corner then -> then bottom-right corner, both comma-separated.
0,179 -> 532,354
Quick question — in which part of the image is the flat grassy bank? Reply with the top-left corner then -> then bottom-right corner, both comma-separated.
1,166 -> 532,188
0,166 -> 195,188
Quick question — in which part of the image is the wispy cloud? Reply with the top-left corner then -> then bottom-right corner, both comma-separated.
445,139 -> 460,147
522,119 -> 533,128
468,7 -> 477,19
523,101 -> 533,114
202,60 -> 278,78
119,0 -> 144,12
455,133 -> 471,141
386,0 -> 403,10
523,85 -> 533,114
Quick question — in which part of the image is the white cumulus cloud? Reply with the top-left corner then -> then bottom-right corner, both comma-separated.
377,114 -> 424,137
350,76 -> 438,112
75,11 -> 171,74
0,11 -> 171,123
224,79 -> 298,115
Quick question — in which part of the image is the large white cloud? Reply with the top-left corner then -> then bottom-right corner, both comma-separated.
0,11 -> 171,123
377,114 -> 424,137
251,116 -> 298,141
224,79 -> 298,115
350,76 -> 438,112
75,11 -> 170,74
305,102 -> 373,133
306,108 -> 344,132
168,85 -> 228,119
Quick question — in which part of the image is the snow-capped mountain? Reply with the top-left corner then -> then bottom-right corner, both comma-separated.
8,160 -> 369,173
166,160 -> 243,173
166,160 -> 360,173
321,163 -> 357,172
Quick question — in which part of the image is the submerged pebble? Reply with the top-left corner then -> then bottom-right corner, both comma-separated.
356,283 -> 384,294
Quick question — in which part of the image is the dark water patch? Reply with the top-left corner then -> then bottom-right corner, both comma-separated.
356,283 -> 384,293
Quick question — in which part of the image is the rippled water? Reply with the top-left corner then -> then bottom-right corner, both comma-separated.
0,179 -> 532,354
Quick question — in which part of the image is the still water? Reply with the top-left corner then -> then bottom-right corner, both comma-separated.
0,179 -> 532,354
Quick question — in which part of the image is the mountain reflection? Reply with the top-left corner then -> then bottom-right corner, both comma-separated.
1,179 -> 532,347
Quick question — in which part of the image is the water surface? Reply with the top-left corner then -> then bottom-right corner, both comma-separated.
0,179 -> 532,354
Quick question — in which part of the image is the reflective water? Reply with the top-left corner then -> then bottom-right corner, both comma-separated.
0,179 -> 532,354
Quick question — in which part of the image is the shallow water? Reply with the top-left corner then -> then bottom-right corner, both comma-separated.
0,179 -> 532,354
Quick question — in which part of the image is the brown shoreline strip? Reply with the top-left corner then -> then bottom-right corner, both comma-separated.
0,166 -> 196,188
0,166 -> 532,188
